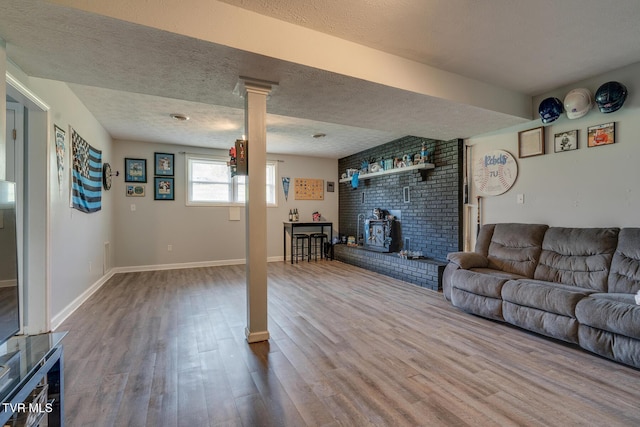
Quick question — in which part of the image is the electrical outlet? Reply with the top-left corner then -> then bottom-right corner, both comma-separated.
168,245 -> 173,252
517,194 -> 524,204
131,204 -> 136,211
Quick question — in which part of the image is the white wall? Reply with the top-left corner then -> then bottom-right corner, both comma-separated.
113,139 -> 339,268
6,68 -> 114,323
466,62 -> 640,245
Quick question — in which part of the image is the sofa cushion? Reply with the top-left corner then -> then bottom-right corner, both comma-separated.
575,293 -> 640,340
474,224 -> 496,256
503,302 -> 580,344
608,228 -> 640,294
449,269 -> 520,321
578,325 -> 640,369
502,279 -> 594,318
485,223 -> 548,277
446,252 -> 488,269
533,227 -> 619,291
450,269 -> 510,298
451,288 -> 504,321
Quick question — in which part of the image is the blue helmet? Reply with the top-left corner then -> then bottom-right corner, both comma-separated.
538,97 -> 564,124
595,81 -> 627,113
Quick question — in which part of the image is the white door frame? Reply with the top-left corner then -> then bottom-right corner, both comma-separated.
6,72 -> 51,334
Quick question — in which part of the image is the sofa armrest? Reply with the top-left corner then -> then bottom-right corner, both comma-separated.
447,252 -> 489,270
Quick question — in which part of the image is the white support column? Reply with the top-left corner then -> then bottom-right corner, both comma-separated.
242,78 -> 274,343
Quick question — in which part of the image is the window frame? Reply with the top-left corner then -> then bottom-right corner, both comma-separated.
185,154 -> 278,207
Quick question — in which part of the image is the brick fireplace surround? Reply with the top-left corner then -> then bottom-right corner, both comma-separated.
336,136 -> 463,290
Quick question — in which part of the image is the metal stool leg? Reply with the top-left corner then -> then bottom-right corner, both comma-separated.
293,234 -> 309,263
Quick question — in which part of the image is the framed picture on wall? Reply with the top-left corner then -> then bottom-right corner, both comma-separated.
154,177 -> 175,200
154,152 -> 174,176
518,126 -> 545,158
554,130 -> 578,152
587,122 -> 615,147
126,185 -> 145,197
327,181 -> 335,192
125,158 -> 147,182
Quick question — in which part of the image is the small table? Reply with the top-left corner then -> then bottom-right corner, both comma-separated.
283,221 -> 333,264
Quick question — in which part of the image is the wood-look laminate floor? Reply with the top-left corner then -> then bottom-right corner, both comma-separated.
58,261 -> 640,427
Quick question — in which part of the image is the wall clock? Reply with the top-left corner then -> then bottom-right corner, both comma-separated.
472,150 -> 518,196
102,162 -> 113,190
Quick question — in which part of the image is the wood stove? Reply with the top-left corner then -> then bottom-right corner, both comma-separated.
364,218 -> 400,252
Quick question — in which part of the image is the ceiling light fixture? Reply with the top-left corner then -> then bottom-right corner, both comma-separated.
170,113 -> 190,121
312,133 -> 326,139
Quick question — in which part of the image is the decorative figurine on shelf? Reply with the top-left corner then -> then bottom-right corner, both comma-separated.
421,141 -> 429,164
360,160 -> 369,173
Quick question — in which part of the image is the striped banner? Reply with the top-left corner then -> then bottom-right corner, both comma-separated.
71,128 -> 102,213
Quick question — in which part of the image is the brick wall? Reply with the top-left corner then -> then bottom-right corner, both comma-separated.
338,136 -> 463,263
333,245 -> 446,290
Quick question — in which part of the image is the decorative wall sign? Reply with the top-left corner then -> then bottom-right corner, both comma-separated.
294,178 -> 324,200
587,122 -> 615,147
473,150 -> 518,196
282,177 -> 290,201
54,125 -> 65,186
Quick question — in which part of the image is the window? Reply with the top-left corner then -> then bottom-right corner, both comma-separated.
186,154 -> 277,206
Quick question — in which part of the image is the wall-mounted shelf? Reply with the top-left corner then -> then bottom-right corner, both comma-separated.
339,163 -> 434,183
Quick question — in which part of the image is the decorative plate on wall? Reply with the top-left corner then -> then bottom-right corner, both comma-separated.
472,150 -> 518,196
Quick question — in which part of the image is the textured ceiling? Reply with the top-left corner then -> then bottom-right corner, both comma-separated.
219,0 -> 640,95
2,0 -> 640,158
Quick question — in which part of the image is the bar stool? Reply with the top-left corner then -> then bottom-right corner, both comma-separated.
309,233 -> 328,261
292,233 -> 310,263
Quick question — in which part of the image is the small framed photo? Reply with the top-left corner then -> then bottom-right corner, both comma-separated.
554,130 -> 578,152
125,158 -> 147,182
154,152 -> 174,176
327,181 -> 335,192
518,126 -> 545,158
126,185 -> 146,197
587,122 -> 615,147
154,177 -> 174,200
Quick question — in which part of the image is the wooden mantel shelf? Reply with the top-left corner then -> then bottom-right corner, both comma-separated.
339,162 -> 434,183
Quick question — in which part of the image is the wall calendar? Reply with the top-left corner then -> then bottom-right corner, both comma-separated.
294,178 -> 324,200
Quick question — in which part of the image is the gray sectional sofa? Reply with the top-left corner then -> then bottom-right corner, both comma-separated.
443,223 -> 640,369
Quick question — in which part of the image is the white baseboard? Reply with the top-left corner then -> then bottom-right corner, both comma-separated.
51,256 -> 285,330
0,279 -> 17,289
112,256 -> 283,274
50,269 -> 116,331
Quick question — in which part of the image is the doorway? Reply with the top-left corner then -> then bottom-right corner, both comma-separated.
6,76 -> 50,334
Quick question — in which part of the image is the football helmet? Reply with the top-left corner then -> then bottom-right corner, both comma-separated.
538,97 -> 564,124
595,81 -> 628,113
